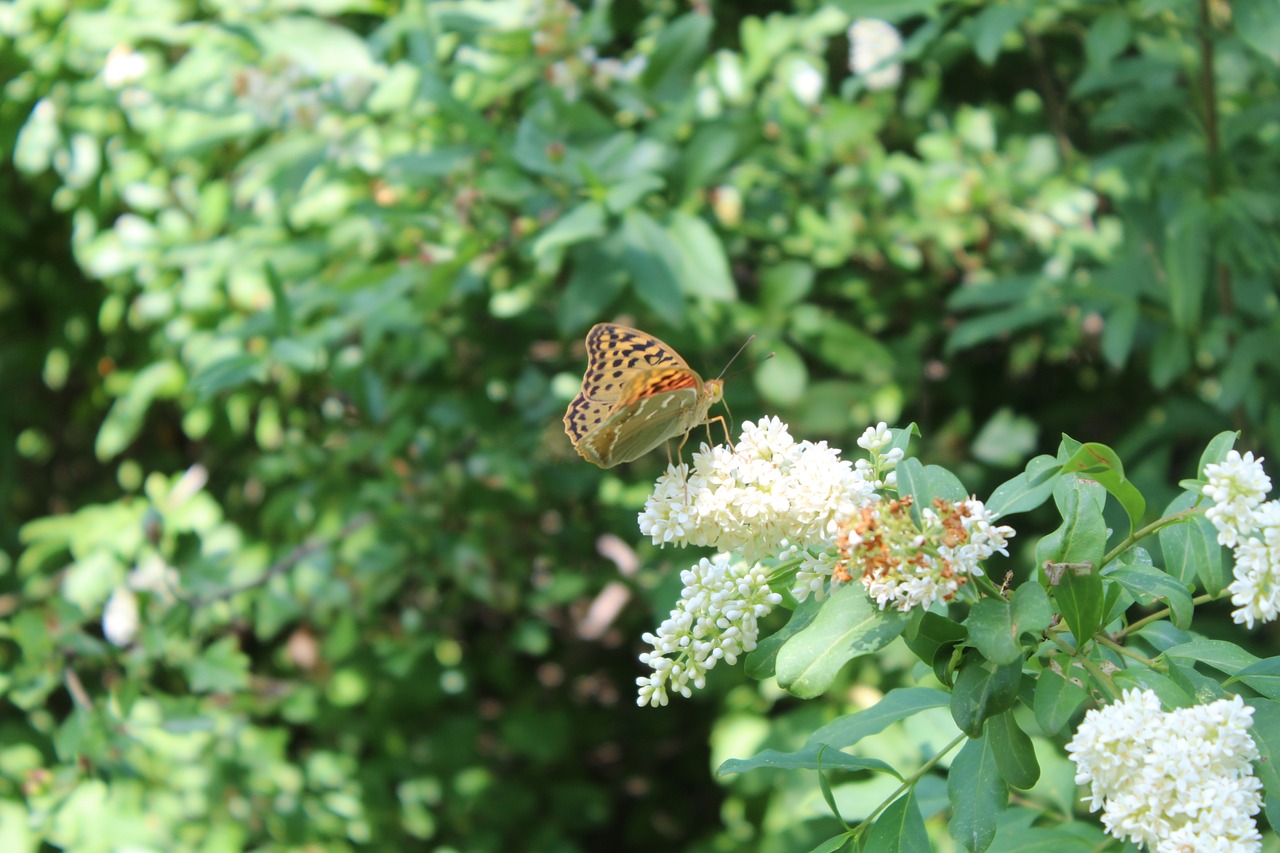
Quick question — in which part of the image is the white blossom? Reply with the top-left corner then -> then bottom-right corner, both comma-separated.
843,496 -> 1014,612
103,586 -> 140,647
1066,690 -> 1263,852
638,417 -> 876,565
636,555 -> 782,707
1203,450 -> 1271,547
787,61 -> 824,106
847,19 -> 903,91
1227,501 -> 1280,629
103,45 -> 148,89
1202,451 -> 1280,627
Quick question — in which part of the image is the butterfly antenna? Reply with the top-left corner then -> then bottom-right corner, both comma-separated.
721,350 -> 774,382
716,336 -> 757,381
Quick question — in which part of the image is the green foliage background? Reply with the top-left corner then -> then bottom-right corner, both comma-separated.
4,0 -> 1280,849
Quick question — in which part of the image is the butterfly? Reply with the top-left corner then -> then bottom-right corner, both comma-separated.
563,323 -> 727,468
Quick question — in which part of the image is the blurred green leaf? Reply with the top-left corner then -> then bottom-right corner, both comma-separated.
642,14 -> 713,100
532,202 -> 607,260
1237,0 -> 1280,64
966,3 -> 1028,66
667,212 -> 737,301
184,637 -> 251,694
96,361 -> 186,461
756,342 -> 808,406
619,210 -> 685,325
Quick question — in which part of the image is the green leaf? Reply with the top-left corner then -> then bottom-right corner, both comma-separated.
775,583 -> 908,699
532,202 -> 607,260
189,354 -> 267,400
807,687 -> 950,749
986,455 -> 1059,517
641,13 -> 713,101
745,596 -> 822,679
1112,668 -> 1191,709
619,210 -> 684,326
1085,10 -> 1131,68
717,745 -> 896,777
1164,206 -> 1209,332
1149,327 -> 1190,390
265,264 -> 292,336
760,261 -> 814,312
1101,299 -> 1138,369
1237,0 -> 1280,64
967,599 -> 1020,666
677,121 -> 739,198
865,790 -> 929,853
667,212 -> 737,301
1104,563 -> 1193,629
1229,658 -> 1280,700
1197,430 -> 1240,477
904,612 -> 967,676
1166,657 -> 1230,704
1010,582 -> 1052,638
1251,699 -> 1280,832
756,342 -> 808,406
1158,491 -> 1226,593
987,710 -> 1039,790
807,834 -> 852,853
96,361 -> 187,460
560,243 -> 627,334
950,653 -> 1021,738
603,175 -> 665,214
966,3 -> 1027,66
1059,441 -> 1145,534
895,460 -> 968,526
947,736 -> 1006,853
1033,661 -> 1089,735
1162,639 -> 1259,675
1035,477 -> 1107,643
183,637 -> 251,694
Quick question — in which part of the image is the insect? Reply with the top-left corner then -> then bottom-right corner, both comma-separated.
563,323 -> 728,468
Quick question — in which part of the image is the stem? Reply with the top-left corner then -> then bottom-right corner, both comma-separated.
1100,507 -> 1204,567
972,570 -> 1004,599
1095,633 -> 1160,669
191,512 -> 374,606
1114,591 -> 1221,639
1049,632 -> 1119,700
852,731 -> 968,838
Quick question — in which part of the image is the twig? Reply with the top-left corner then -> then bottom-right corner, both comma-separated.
64,667 -> 94,713
194,512 -> 375,606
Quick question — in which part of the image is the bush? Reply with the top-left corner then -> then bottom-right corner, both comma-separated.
4,0 -> 1280,849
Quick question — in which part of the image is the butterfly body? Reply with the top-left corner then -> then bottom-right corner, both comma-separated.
564,324 -> 724,468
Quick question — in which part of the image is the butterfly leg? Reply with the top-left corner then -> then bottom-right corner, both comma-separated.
703,415 -> 734,450
666,437 -> 691,504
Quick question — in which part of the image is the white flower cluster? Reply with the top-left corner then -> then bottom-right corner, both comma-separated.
636,555 -> 782,707
1066,689 -> 1263,852
845,496 -> 1014,612
636,420 -> 903,705
638,417 -> 877,564
847,19 -> 903,91
101,553 -> 181,647
1201,451 -> 1280,628
1204,450 -> 1272,547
